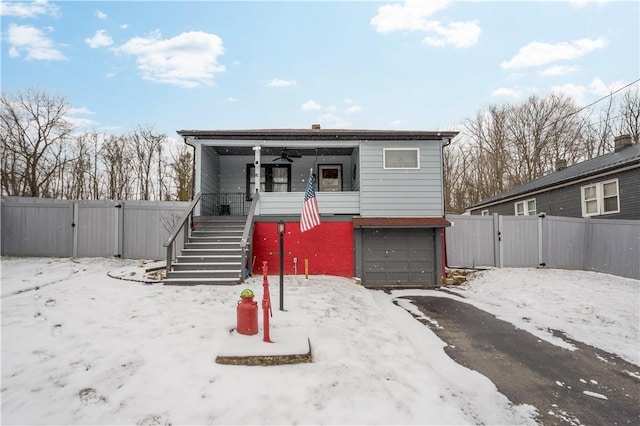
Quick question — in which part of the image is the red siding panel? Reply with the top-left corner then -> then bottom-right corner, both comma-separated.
252,222 -> 354,277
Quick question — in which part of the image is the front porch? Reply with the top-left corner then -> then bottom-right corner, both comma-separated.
191,137 -> 361,217
199,191 -> 360,216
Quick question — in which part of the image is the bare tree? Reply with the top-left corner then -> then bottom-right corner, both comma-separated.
617,87 -> 640,143
62,132 -> 94,199
464,105 -> 512,195
171,144 -> 193,201
1,89 -> 75,197
582,96 -> 616,159
100,134 -> 134,200
131,125 -> 165,200
446,93 -> 586,212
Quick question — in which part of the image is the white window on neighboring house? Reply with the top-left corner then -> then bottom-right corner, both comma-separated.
514,198 -> 536,216
481,209 -> 489,216
383,148 -> 420,169
581,179 -> 620,217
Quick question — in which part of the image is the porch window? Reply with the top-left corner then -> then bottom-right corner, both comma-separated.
581,179 -> 619,217
246,164 -> 291,199
514,198 -> 536,216
383,148 -> 420,169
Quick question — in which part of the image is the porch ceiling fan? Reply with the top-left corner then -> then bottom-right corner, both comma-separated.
273,148 -> 302,163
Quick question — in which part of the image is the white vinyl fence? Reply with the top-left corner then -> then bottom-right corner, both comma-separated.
445,214 -> 640,280
1,197 -> 189,260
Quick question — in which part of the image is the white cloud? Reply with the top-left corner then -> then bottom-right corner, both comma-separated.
226,97 -> 239,102
570,0 -> 610,7
550,83 -> 587,104
116,30 -> 225,88
85,30 -> 113,48
588,77 -> 628,96
371,0 -> 451,32
390,119 -> 404,127
422,20 -> 482,48
68,106 -> 95,115
120,24 -> 129,30
7,23 -> 66,60
66,116 -> 97,129
67,106 -> 97,130
266,78 -> 297,87
550,78 -> 629,106
324,105 -> 337,112
0,0 -> 59,18
344,98 -> 353,104
501,38 -> 607,70
491,87 -> 522,99
539,65 -> 579,77
371,0 -> 481,48
302,100 -> 321,111
96,10 -> 107,19
346,105 -> 362,114
318,113 -> 351,128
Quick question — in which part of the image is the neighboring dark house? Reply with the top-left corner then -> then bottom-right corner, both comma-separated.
468,135 -> 640,219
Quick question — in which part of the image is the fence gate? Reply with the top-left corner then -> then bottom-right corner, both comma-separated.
74,201 -> 123,257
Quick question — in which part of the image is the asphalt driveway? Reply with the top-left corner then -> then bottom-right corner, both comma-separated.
402,295 -> 640,425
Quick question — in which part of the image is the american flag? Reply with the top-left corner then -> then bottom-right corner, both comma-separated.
300,172 -> 320,232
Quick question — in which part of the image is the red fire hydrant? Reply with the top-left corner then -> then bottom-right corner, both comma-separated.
237,289 -> 258,335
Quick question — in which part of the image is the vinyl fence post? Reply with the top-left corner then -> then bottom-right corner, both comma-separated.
498,214 -> 504,268
492,213 -> 502,268
537,212 -> 546,267
583,217 -> 592,271
117,201 -> 125,258
72,202 -> 79,257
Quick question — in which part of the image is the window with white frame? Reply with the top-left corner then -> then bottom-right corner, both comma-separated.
514,198 -> 536,216
383,148 -> 419,169
581,179 -> 619,216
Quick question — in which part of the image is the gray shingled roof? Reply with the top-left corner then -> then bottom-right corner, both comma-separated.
470,143 -> 640,209
177,128 -> 459,141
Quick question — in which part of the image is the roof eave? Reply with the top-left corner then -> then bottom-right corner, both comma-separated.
469,162 -> 640,210
177,129 -> 459,141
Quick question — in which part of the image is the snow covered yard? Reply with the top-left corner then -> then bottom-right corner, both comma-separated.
1,257 -> 638,425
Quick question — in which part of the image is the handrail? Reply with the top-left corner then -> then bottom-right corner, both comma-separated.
164,192 -> 201,274
239,193 -> 259,283
163,192 -> 201,247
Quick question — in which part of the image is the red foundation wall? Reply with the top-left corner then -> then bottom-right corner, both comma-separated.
251,222 -> 354,277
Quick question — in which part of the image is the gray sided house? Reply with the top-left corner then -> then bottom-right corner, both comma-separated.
468,135 -> 640,219
170,127 -> 457,287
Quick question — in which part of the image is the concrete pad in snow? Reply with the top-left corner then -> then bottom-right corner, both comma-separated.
215,327 -> 312,366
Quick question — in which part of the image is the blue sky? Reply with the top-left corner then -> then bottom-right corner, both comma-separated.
1,0 -> 639,140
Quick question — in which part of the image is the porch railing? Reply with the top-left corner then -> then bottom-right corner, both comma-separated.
201,193 -> 248,216
163,192 -> 201,274
240,193 -> 259,283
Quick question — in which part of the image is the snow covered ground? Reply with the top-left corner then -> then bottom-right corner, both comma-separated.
1,257 -> 638,425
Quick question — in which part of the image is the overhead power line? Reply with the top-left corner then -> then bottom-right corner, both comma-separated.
542,78 -> 640,131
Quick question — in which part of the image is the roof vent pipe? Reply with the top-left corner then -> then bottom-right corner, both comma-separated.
614,134 -> 633,152
311,124 -> 321,130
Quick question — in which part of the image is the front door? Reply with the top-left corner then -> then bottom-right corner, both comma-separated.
246,164 -> 291,199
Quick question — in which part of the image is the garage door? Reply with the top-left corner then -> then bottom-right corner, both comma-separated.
362,228 -> 435,286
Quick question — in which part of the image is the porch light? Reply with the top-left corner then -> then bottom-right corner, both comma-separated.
277,220 -> 286,235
